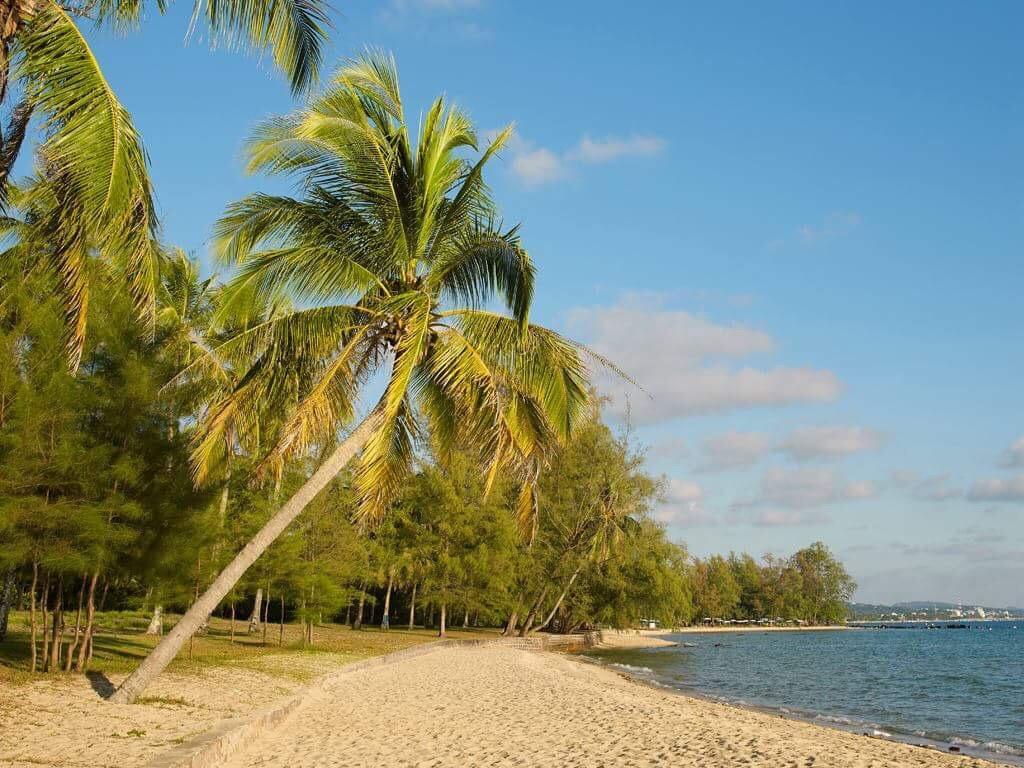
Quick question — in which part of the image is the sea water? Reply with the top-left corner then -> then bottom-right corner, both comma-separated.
587,621 -> 1024,764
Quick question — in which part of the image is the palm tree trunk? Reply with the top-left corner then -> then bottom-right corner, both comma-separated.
279,594 -> 284,646
532,566 -> 582,635
109,407 -> 383,704
407,582 -> 416,630
438,602 -> 447,638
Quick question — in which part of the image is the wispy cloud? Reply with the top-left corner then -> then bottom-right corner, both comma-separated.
777,426 -> 884,462
505,133 -> 666,186
735,467 -> 876,511
573,135 -> 666,164
654,478 -> 714,527
913,474 -> 963,502
967,473 -> 1024,503
697,431 -> 770,472
999,436 -> 1024,468
799,211 -> 862,243
510,147 -> 566,185
567,295 -> 841,424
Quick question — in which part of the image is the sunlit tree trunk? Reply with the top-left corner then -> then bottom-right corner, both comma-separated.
109,409 -> 383,704
532,566 -> 582,635
381,573 -> 393,630
502,610 -> 518,637
64,574 -> 86,671
76,571 -> 98,672
519,587 -> 549,637
407,582 -> 416,630
352,585 -> 366,630
0,569 -> 16,642
438,602 -> 447,638
145,605 -> 164,635
28,563 -> 38,672
248,588 -> 262,633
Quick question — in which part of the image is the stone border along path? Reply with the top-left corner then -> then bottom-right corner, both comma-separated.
145,634 -> 601,768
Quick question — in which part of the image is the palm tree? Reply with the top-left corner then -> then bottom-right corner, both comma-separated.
110,52 -> 599,703
2,0 -> 329,367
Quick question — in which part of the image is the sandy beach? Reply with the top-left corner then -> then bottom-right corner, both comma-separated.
220,645 -> 991,768
0,641 -> 1002,768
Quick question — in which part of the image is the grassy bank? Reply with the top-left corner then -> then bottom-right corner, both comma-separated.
0,610 -> 497,687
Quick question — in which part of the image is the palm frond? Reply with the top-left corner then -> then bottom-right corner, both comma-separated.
195,0 -> 330,94
17,1 -> 158,364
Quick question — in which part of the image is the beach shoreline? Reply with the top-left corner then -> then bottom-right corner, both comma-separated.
668,624 -> 851,633
574,651 -> 1018,767
2,639 -> 1009,768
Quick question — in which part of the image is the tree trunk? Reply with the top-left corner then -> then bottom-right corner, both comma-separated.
28,563 -> 38,673
462,607 -> 469,628
145,605 -> 164,635
533,567 -> 582,635
381,573 -> 393,630
262,587 -> 270,645
279,594 -> 284,646
76,571 -> 98,673
408,583 -> 416,630
438,602 -> 447,638
519,587 -> 549,637
502,610 -> 519,637
110,407 -> 383,704
64,574 -> 86,672
248,588 -> 262,633
230,602 -> 236,643
40,572 -> 50,671
0,569 -> 16,642
47,575 -> 63,672
352,585 -> 366,630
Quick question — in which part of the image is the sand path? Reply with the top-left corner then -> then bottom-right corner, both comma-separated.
222,646 -> 992,768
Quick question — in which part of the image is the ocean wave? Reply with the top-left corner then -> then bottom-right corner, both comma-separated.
609,663 -> 654,675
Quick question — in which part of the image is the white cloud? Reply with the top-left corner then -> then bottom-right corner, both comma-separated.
654,478 -> 713,527
738,467 -> 876,510
647,437 -> 689,462
999,436 -> 1024,468
799,211 -> 862,243
753,509 -> 828,527
667,478 -> 703,503
913,474 -> 963,502
698,431 -> 770,472
511,148 -> 566,185
777,426 -> 884,462
567,297 -> 842,424
967,474 -> 1024,503
506,132 -> 666,185
574,135 -> 666,164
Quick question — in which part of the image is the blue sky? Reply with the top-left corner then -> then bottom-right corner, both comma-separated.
74,1 -> 1023,605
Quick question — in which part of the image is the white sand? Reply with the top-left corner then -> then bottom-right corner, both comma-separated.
0,654 -> 349,768
221,646 -> 994,768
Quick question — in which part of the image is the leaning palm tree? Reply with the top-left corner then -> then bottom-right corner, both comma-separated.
111,52 -> 600,703
2,0 -> 329,367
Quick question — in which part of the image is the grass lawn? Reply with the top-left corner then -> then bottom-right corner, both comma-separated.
0,610 -> 498,687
